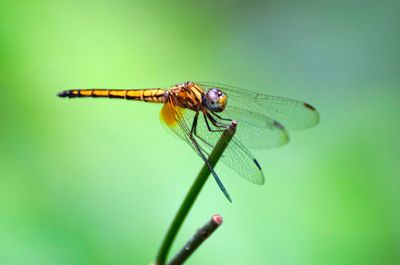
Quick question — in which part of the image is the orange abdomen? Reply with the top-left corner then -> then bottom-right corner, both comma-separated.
57,88 -> 167,103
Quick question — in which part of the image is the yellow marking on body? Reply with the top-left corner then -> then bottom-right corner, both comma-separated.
192,83 -> 205,97
72,90 -> 79,95
93,90 -> 109,97
188,83 -> 204,108
126,90 -> 143,98
109,90 -> 126,98
143,90 -> 153,101
79,90 -> 92,96
122,89 -> 165,102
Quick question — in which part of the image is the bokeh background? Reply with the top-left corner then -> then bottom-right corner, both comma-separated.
1,0 -> 399,264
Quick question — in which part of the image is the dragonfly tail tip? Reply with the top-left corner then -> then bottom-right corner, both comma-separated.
57,91 -> 67,98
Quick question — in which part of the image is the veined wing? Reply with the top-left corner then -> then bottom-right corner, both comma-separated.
197,82 -> 320,131
224,105 -> 289,149
160,97 -> 233,201
160,98 -> 264,187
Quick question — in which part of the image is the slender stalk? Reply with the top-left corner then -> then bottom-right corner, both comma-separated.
167,214 -> 223,265
154,121 -> 237,265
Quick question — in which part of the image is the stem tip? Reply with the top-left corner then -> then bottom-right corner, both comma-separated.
212,214 -> 223,225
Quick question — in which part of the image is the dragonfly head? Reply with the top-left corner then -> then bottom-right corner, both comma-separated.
204,88 -> 227,112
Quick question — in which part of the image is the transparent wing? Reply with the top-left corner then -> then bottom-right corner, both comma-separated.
160,98 -> 264,186
225,106 -> 289,149
160,97 -> 233,201
193,111 -> 265,185
197,82 -> 320,131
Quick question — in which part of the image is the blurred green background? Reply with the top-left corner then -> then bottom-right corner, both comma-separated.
1,0 -> 399,264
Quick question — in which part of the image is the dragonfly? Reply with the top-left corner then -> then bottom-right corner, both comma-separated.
58,81 -> 319,202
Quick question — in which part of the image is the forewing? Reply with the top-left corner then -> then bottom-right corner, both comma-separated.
197,113 -> 265,184
226,106 -> 289,149
197,82 -> 320,131
160,96 -> 264,185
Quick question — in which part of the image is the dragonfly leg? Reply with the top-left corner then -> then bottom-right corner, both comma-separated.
211,111 -> 233,122
191,112 -> 215,148
190,112 -> 215,151
189,112 -> 213,154
206,112 -> 229,129
203,113 -> 224,133
190,111 -> 199,136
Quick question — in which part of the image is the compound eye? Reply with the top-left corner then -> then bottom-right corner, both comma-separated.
205,88 -> 227,112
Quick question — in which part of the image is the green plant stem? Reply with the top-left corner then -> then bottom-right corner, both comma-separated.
155,121 -> 237,265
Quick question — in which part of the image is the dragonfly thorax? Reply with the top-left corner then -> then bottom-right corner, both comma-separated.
203,88 -> 227,112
